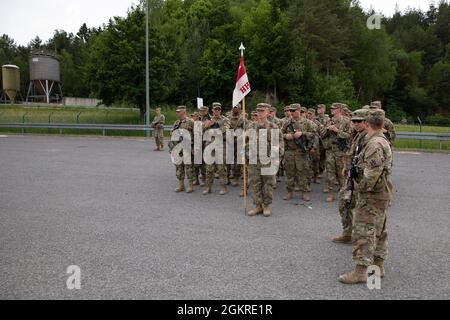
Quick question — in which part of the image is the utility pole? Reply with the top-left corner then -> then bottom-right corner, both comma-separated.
145,0 -> 150,137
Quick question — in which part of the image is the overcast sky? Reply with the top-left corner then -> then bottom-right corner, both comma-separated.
0,0 -> 441,46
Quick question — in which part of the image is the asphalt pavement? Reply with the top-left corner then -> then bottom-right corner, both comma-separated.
0,135 -> 449,300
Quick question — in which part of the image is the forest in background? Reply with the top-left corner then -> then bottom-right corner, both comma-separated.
1,0 -> 450,124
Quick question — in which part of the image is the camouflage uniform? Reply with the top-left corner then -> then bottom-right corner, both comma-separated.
338,109 -> 393,284
307,108 -> 321,182
316,111 -> 330,174
352,130 -> 392,266
370,101 -> 396,146
336,110 -> 370,239
169,113 -> 194,183
248,107 -> 284,210
229,107 -> 246,184
282,106 -> 316,194
321,105 -> 352,192
383,118 -> 396,146
151,113 -> 166,150
204,110 -> 230,188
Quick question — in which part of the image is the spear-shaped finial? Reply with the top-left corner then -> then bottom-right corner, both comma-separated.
239,42 -> 245,57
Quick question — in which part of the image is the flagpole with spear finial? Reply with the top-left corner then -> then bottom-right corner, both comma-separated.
239,42 -> 248,215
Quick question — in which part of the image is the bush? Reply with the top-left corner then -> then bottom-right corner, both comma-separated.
426,113 -> 450,126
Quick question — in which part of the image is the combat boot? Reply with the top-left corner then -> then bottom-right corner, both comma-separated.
323,186 -> 330,193
175,180 -> 185,193
231,178 -> 239,187
326,191 -> 335,202
283,192 -> 293,200
263,206 -> 271,217
239,189 -> 245,197
199,176 -> 205,187
374,258 -> 385,278
186,181 -> 194,193
193,177 -> 199,186
332,234 -> 352,244
247,206 -> 262,216
219,185 -> 228,195
338,265 -> 368,284
202,184 -> 212,195
302,192 -> 311,201
314,177 -> 320,184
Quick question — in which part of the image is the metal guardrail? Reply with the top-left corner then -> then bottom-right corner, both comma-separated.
396,132 -> 450,141
1,123 -> 449,141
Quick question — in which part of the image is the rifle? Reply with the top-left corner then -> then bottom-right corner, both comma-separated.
343,144 -> 362,208
288,121 -> 307,153
324,120 -> 348,151
336,138 -> 349,152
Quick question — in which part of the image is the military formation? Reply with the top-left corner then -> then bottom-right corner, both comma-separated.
163,100 -> 395,284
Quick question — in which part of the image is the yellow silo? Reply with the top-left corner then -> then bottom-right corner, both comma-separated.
2,65 -> 21,104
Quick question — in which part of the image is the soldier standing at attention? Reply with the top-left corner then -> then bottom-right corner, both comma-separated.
191,112 -> 202,186
229,104 -> 246,187
316,104 -> 330,178
239,111 -> 258,198
197,106 -> 211,186
307,108 -> 322,184
332,109 -> 369,244
169,106 -> 195,193
247,103 -> 284,217
321,103 -> 352,202
339,109 -> 393,284
282,104 -> 315,202
151,107 -> 166,151
203,103 -> 230,196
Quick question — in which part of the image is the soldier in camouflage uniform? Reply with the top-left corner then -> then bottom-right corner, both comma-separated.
339,109 -> 393,284
282,104 -> 316,201
307,108 -> 322,184
203,103 -> 230,195
247,103 -> 284,217
269,106 -> 283,185
316,104 -> 330,178
169,106 -> 195,193
320,103 -> 352,202
197,106 -> 211,186
191,112 -> 202,186
281,105 -> 292,127
332,109 -> 369,244
229,104 -> 246,187
151,107 -> 166,151
278,105 -> 292,180
370,101 -> 396,146
239,111 -> 259,198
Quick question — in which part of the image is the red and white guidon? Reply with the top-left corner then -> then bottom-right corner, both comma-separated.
232,56 -> 251,107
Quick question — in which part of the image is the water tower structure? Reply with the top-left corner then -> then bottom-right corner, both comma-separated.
26,52 -> 63,103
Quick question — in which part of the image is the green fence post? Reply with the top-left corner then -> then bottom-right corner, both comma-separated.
77,112 -> 83,124
48,112 -> 54,134
22,112 -> 29,134
417,117 -> 423,149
